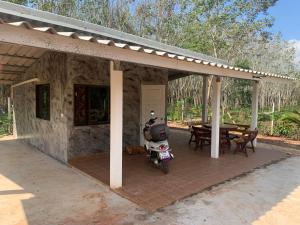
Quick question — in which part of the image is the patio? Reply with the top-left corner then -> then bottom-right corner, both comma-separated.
69,129 -> 288,211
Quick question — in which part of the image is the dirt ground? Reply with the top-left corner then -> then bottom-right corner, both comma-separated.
1,137 -> 300,225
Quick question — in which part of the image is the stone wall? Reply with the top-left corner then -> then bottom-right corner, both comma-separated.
122,63 -> 168,148
64,55 -> 111,159
13,52 -> 68,162
13,51 -> 168,161
65,56 -> 168,159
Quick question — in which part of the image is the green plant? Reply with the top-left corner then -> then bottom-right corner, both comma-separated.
274,123 -> 292,137
281,111 -> 300,128
258,113 -> 271,122
0,114 -> 12,136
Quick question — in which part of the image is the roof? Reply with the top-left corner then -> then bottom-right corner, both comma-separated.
0,42 -> 46,82
0,1 -> 296,83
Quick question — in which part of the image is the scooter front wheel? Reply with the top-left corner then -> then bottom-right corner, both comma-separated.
161,160 -> 169,174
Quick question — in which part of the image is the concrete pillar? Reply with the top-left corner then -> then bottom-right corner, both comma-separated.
10,87 -> 17,138
109,61 -> 123,189
7,96 -> 11,119
211,76 -> 221,158
12,105 -> 17,137
251,81 -> 259,146
202,76 -> 209,123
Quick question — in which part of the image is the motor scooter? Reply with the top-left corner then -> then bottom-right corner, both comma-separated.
143,111 -> 174,174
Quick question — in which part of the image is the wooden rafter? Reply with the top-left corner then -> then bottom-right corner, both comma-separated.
0,53 -> 38,60
0,64 -> 26,71
0,79 -> 13,84
0,64 -> 29,69
0,70 -> 23,74
11,78 -> 39,88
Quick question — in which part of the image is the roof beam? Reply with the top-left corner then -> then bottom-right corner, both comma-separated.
0,64 -> 26,71
262,76 -> 295,84
0,53 -> 38,60
0,79 -> 13,84
11,78 -> 39,98
168,73 -> 193,81
11,78 -> 39,88
0,70 -> 23,74
0,63 -> 29,69
0,23 -> 255,80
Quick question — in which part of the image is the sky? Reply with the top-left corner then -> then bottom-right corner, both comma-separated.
268,0 -> 300,65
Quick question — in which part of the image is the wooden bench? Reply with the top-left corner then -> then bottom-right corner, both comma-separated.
234,128 -> 258,157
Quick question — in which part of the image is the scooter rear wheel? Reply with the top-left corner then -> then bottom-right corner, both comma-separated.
161,160 -> 169,174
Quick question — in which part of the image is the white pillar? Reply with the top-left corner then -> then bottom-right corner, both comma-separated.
270,101 -> 275,136
251,81 -> 259,146
7,96 -> 11,119
202,76 -> 209,123
10,87 -> 17,138
12,105 -> 17,137
211,76 -> 221,158
110,61 -> 123,189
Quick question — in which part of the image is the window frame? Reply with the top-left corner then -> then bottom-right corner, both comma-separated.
74,84 -> 110,126
36,84 -> 50,121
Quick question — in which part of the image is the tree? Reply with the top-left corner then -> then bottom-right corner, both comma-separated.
4,0 -> 300,115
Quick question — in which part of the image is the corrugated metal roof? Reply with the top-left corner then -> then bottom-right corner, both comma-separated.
0,1 -> 297,81
0,0 -> 228,65
0,41 -> 46,82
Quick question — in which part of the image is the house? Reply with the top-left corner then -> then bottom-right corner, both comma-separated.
0,1 -> 295,189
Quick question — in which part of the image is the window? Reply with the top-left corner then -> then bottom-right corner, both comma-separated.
74,85 -> 109,126
36,84 -> 50,120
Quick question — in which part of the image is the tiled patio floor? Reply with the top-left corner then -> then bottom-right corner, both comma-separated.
69,129 -> 288,211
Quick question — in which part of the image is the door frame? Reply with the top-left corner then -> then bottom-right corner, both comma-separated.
140,84 -> 166,145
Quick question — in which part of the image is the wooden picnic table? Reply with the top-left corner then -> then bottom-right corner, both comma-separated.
202,123 -> 239,148
202,123 -> 238,131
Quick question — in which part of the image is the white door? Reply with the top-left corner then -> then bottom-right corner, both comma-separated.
140,85 -> 166,145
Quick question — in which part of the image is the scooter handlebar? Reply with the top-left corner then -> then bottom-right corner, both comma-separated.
147,117 -> 157,125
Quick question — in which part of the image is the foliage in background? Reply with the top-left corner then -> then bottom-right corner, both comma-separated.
168,103 -> 300,140
281,111 -> 300,128
281,110 -> 300,139
0,114 -> 12,136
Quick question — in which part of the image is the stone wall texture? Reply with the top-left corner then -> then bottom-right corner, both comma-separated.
13,52 -> 68,162
64,55 -> 111,159
122,63 -> 168,148
13,51 -> 168,162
